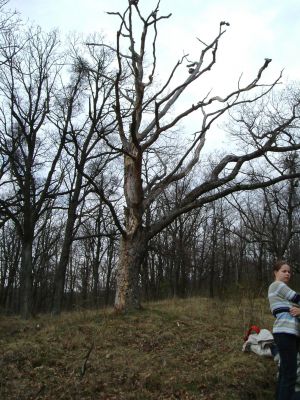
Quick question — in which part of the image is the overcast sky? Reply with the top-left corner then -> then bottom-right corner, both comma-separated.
7,0 -> 300,85
6,0 -> 300,148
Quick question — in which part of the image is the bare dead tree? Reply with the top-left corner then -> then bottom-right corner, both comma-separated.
88,1 -> 300,312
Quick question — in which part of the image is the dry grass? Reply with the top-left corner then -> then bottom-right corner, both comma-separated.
0,296 -> 277,399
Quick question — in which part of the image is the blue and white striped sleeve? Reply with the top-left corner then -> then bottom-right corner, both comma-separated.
277,282 -> 300,304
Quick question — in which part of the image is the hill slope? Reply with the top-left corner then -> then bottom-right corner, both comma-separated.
0,297 -> 277,399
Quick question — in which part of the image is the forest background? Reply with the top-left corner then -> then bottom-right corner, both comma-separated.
1,0 -> 300,319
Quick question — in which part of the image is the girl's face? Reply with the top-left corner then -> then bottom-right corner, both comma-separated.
274,264 -> 291,284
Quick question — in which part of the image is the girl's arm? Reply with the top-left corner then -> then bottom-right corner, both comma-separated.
277,282 -> 300,304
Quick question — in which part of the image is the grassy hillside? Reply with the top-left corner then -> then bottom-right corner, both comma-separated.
0,297 -> 277,399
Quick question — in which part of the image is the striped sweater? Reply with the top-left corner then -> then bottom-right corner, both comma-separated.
268,280 -> 300,336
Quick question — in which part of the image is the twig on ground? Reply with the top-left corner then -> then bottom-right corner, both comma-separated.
80,342 -> 94,378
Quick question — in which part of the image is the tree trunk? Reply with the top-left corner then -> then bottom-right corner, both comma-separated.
52,190 -> 80,315
92,258 -> 100,307
52,230 -> 73,314
104,237 -> 114,306
114,230 -> 146,311
20,238 -> 33,319
114,145 -> 144,311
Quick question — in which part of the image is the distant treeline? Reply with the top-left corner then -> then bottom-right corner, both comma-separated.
2,179 -> 300,314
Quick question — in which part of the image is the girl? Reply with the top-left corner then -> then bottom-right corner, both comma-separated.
268,260 -> 300,400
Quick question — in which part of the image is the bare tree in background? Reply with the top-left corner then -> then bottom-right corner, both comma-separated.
0,27 -> 66,318
50,35 -> 119,315
0,0 -> 19,61
0,1 -> 19,189
227,152 -> 300,265
90,1 -> 300,312
0,220 -> 21,310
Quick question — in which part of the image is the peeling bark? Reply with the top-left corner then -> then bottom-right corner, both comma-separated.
114,230 -> 146,311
